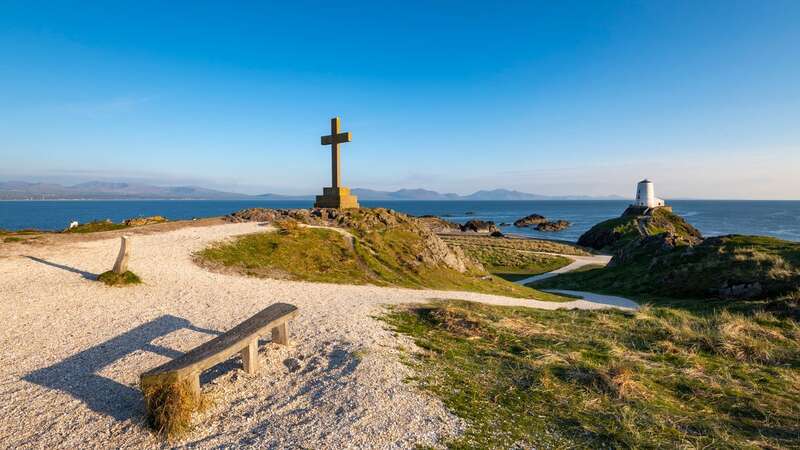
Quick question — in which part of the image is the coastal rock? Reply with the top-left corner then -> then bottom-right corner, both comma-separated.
459,220 -> 499,234
123,216 -> 168,227
513,214 -> 546,227
535,220 -> 571,232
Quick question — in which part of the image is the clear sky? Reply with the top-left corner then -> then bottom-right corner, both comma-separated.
1,1 -> 798,199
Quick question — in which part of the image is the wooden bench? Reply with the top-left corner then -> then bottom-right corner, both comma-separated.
140,303 -> 299,395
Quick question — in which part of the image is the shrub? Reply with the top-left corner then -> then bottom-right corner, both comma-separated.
97,270 -> 141,286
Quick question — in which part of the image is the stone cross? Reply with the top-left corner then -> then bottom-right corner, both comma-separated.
112,236 -> 130,274
320,116 -> 351,188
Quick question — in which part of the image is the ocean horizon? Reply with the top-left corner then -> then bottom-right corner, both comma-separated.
2,199 -> 799,242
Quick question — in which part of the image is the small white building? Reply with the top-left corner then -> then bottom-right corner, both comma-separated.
633,179 -> 665,208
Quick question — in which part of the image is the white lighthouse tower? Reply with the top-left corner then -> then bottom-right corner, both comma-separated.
634,179 -> 665,208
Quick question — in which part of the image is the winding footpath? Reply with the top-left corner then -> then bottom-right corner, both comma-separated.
512,251 -> 639,310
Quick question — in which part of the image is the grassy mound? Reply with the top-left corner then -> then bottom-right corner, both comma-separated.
66,220 -> 128,234
200,213 -> 568,301
97,270 -> 141,286
383,299 -> 800,448
537,235 -> 800,300
141,377 -> 210,440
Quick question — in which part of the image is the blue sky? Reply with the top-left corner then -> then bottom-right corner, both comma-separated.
1,1 -> 798,199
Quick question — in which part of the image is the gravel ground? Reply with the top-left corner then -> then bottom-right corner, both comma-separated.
0,222 -> 632,449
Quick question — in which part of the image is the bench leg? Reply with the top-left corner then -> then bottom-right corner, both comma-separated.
241,339 -> 259,375
271,322 -> 289,345
189,374 -> 201,397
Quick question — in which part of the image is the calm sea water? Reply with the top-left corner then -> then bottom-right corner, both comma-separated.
1,200 -> 799,242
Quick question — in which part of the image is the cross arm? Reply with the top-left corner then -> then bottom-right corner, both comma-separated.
321,132 -> 352,145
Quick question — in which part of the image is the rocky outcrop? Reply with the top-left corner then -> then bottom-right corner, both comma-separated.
536,220 -> 571,232
578,208 -> 702,253
513,214 -> 546,227
123,216 -> 168,227
459,220 -> 499,234
227,208 -> 482,273
416,215 -> 461,233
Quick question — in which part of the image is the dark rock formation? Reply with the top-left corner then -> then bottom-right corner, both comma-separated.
460,220 -> 499,234
535,220 -> 571,232
513,214 -> 546,227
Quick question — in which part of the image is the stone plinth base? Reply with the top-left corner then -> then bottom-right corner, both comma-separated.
314,187 -> 360,209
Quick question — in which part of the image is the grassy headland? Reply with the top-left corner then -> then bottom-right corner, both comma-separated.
383,298 -> 800,449
199,210 -> 569,301
537,235 -> 800,300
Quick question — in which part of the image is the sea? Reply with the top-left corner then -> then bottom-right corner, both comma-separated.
1,200 -> 799,242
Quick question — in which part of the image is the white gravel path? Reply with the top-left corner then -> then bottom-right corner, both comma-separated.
0,222 -> 633,449
514,253 -> 612,284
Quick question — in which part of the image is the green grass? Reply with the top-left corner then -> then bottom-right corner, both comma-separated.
441,234 -> 591,256
536,235 -> 800,300
65,220 -> 128,233
458,245 -> 571,281
97,270 -> 142,286
197,224 -> 568,301
3,236 -> 24,243
382,299 -> 800,449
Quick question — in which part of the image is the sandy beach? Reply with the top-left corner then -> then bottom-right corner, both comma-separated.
0,221 -> 632,449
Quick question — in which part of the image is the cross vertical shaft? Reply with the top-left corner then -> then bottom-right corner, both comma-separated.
330,117 -> 340,188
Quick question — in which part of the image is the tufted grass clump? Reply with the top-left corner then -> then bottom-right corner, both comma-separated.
141,377 -> 211,440
97,270 -> 141,286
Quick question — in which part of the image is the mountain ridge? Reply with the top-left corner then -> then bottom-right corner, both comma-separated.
0,181 -> 627,201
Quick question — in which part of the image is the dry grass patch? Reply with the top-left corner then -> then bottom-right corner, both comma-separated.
442,234 -> 591,256
141,377 -> 211,440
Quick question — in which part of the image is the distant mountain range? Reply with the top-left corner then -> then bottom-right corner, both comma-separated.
0,181 -> 251,200
0,181 -> 626,201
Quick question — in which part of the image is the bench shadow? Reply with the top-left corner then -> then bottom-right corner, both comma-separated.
25,255 -> 98,280
23,315 -> 222,422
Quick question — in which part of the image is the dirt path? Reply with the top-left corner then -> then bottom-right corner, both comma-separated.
0,221 -> 635,449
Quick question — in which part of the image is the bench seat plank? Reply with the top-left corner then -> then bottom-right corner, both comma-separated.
142,303 -> 298,380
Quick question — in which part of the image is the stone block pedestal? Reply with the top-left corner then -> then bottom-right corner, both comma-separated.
314,187 -> 360,209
